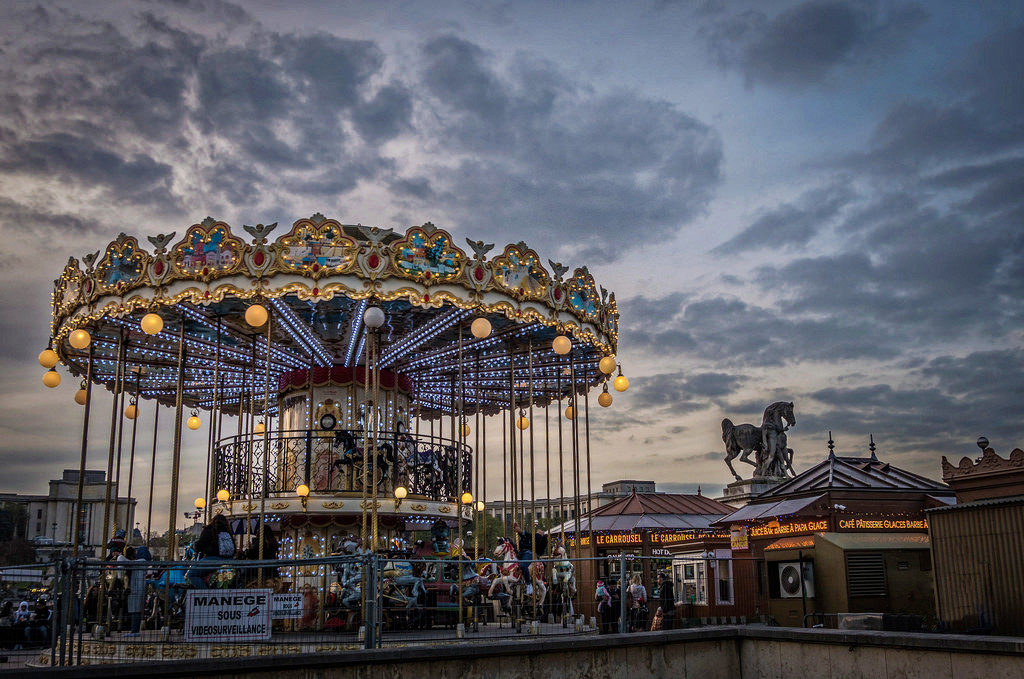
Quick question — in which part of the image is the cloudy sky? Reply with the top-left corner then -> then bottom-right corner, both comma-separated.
1,0 -> 1021,533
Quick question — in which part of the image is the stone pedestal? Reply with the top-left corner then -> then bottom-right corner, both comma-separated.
717,477 -> 788,508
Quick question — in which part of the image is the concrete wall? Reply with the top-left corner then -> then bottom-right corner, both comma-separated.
16,627 -> 1024,679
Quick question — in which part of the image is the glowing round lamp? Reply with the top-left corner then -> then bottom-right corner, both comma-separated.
216,489 -> 230,502
38,348 -> 59,369
186,412 -> 201,430
254,421 -> 265,434
74,387 -> 88,405
140,313 -> 163,335
394,486 -> 408,500
598,391 -> 613,408
461,492 -> 473,505
613,375 -> 630,392
363,306 -> 385,328
475,501 -> 485,512
124,403 -> 138,420
69,329 -> 91,349
599,356 -> 617,375
460,422 -> 471,437
194,498 -> 206,510
245,304 -> 268,327
564,405 -> 575,420
43,369 -> 61,388
552,335 -> 572,355
516,415 -> 530,430
470,317 -> 491,339
295,484 -> 310,498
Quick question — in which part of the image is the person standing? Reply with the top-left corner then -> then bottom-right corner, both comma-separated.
627,575 -> 648,632
124,546 -> 150,636
595,580 -> 613,634
657,572 -> 675,631
187,514 -> 235,589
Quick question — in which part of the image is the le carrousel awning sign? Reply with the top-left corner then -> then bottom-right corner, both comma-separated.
185,589 -> 273,642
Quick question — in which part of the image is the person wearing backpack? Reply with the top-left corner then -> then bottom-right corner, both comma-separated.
187,514 -> 235,589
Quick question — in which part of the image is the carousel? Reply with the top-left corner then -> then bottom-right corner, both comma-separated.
40,216 -> 626,612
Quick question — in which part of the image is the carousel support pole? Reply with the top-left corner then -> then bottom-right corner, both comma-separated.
456,329 -> 464,626
244,339 -> 256,549
569,353 -> 583,574
97,331 -> 125,632
583,362 -> 595,563
145,404 -> 160,547
112,358 -> 132,535
203,319 -> 222,525
124,367 -> 143,542
72,345 -> 94,558
528,336 -> 537,618
371,324 -> 380,554
163,320 -> 187,626
258,311 -> 272,582
556,366 -> 566,551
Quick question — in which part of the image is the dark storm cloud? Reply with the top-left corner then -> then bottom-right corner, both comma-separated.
0,133 -> 177,208
417,36 -> 723,258
629,371 -> 744,411
622,292 -> 897,367
797,348 -> 1024,461
702,0 -> 926,87
713,183 -> 855,254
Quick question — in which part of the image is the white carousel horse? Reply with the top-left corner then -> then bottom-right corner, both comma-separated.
487,537 -> 522,598
549,542 -> 577,616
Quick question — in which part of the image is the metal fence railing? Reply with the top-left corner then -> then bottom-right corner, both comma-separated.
0,553 -> 771,668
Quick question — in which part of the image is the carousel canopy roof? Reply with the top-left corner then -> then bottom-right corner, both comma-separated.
48,216 -> 620,418
550,491 -> 734,534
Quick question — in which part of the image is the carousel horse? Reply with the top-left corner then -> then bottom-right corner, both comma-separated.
527,561 -> 548,608
449,560 -> 485,605
549,541 -> 577,615
487,537 -> 523,599
382,562 -> 427,612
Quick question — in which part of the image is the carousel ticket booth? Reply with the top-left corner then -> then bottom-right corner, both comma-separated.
715,442 -> 954,628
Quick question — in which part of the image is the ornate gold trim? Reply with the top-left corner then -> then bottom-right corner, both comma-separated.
409,503 -> 427,512
321,501 -> 345,509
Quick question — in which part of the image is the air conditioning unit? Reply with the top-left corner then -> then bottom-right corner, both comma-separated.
778,561 -> 814,599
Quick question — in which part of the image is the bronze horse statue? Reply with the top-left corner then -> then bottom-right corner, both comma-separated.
722,401 -> 796,480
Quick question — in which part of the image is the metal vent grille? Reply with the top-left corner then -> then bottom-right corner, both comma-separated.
846,552 -> 886,597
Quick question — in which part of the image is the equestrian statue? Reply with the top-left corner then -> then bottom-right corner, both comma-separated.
721,401 -> 796,481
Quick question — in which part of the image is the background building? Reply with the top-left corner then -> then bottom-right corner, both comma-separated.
484,479 -> 658,528
928,438 -> 1024,635
0,469 -> 136,560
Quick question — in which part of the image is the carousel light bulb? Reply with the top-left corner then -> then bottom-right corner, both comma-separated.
124,403 -> 138,420
140,312 -> 164,335
42,368 -> 61,388
217,489 -> 230,502
255,421 -> 265,434
38,348 -> 59,369
564,405 -> 575,420
460,422 -> 471,437
461,492 -> 473,505
394,486 -> 408,500
194,498 -> 206,510
470,317 -> 491,339
245,304 -> 268,327
599,356 -> 617,375
552,335 -> 572,355
186,411 -> 201,430
363,306 -> 385,328
598,390 -> 613,408
296,484 -> 310,498
613,375 -> 630,392
516,415 -> 530,430
69,329 -> 91,350
74,387 -> 88,405
475,501 -> 485,512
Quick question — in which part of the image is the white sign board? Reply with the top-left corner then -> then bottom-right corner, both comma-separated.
272,593 -> 304,619
184,589 -> 273,642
